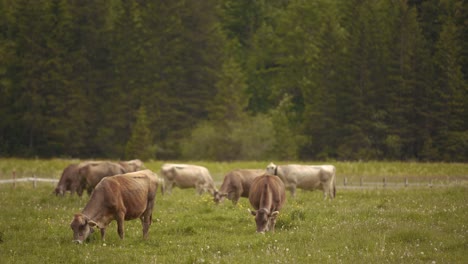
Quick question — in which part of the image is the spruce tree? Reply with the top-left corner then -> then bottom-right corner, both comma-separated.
125,106 -> 154,161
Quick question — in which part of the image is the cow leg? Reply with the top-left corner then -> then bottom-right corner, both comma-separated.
141,199 -> 155,239
290,186 -> 297,197
196,184 -> 203,195
101,228 -> 106,241
116,212 -> 125,239
322,185 -> 329,200
165,182 -> 173,195
232,192 -> 240,206
69,185 -> 75,196
77,188 -> 83,197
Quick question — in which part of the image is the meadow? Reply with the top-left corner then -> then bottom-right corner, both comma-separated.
0,159 -> 467,263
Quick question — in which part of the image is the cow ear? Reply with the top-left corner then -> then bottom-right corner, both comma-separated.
88,220 -> 98,227
249,209 -> 257,216
271,211 -> 280,218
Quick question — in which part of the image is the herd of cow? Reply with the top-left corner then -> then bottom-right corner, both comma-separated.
56,160 -> 336,243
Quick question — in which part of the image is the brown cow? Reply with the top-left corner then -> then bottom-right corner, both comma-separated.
213,169 -> 264,205
70,169 -> 159,243
118,159 -> 145,172
78,161 -> 126,195
249,174 -> 286,233
54,161 -> 100,197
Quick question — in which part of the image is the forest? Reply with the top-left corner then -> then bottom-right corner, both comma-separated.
0,0 -> 466,161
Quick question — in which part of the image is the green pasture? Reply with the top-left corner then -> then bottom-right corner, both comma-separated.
0,159 -> 467,263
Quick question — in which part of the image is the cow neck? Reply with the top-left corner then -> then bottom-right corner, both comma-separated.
82,209 -> 106,228
81,209 -> 98,224
81,196 -> 106,227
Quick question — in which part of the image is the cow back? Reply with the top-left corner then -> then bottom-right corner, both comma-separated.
249,174 -> 286,212
235,169 -> 264,195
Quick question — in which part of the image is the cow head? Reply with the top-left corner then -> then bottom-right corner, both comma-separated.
266,162 -> 277,175
54,186 -> 65,196
129,159 -> 145,170
213,191 -> 228,204
70,214 -> 96,244
250,208 -> 280,233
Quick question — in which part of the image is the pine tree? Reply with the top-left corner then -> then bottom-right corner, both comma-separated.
432,17 -> 467,161
209,55 -> 248,123
125,106 -> 154,161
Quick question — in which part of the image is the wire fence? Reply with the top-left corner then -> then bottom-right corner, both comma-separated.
0,171 -> 58,188
336,175 -> 464,189
0,171 -> 465,189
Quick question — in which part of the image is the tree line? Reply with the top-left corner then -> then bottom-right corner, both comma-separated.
0,0 -> 466,161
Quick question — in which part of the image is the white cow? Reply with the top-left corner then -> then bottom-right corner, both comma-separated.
266,162 -> 336,199
160,164 -> 216,195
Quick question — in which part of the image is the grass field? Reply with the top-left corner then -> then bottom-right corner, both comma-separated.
0,159 -> 467,263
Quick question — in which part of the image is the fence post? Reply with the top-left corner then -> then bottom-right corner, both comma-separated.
405,177 -> 408,187
12,170 -> 16,189
344,177 -> 348,186
33,174 -> 37,188
383,177 -> 387,188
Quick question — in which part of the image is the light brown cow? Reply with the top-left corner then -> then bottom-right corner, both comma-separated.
54,161 -> 100,197
160,164 -> 216,195
249,174 -> 286,233
78,161 -> 126,195
213,169 -> 264,205
118,159 -> 145,172
70,170 -> 159,243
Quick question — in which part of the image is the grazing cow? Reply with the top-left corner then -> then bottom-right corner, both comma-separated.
249,174 -> 286,233
78,162 -> 126,195
266,162 -> 336,199
54,161 -> 100,197
160,164 -> 216,195
213,169 -> 264,205
70,170 -> 159,243
118,159 -> 145,172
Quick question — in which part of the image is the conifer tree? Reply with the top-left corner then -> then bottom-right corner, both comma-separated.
125,106 -> 154,161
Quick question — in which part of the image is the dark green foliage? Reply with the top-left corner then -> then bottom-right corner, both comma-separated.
125,106 -> 154,161
0,0 -> 466,161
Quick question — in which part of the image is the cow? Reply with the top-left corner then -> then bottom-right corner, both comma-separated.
249,174 -> 286,233
54,161 -> 100,197
118,159 -> 145,172
266,162 -> 336,199
213,169 -> 264,205
78,161 -> 127,195
70,169 -> 159,243
160,164 -> 216,195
